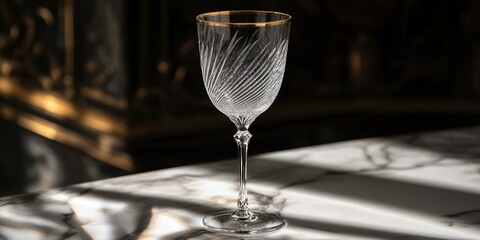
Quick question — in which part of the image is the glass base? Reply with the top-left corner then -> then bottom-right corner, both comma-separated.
203,211 -> 286,235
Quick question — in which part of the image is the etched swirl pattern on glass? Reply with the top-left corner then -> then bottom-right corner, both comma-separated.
198,25 -> 289,129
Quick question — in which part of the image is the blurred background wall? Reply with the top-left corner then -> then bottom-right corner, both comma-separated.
1,0 -> 479,196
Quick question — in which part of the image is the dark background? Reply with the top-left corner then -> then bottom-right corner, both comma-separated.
0,0 -> 479,196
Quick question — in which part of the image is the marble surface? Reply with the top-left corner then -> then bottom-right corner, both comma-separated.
1,126 -> 480,239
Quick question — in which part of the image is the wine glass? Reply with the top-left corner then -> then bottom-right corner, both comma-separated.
196,10 -> 291,235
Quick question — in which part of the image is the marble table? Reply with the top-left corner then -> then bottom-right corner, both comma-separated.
1,126 -> 480,240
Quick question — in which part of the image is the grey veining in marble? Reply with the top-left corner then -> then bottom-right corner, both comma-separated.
1,127 -> 480,239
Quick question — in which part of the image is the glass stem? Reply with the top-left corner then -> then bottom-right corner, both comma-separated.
231,130 -> 257,221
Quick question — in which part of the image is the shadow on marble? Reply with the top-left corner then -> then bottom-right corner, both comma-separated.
159,223 -> 450,240
161,228 -> 283,240
195,158 -> 480,228
0,183 -> 462,240
0,192 -> 93,239
62,186 -> 455,240
285,215 -> 452,240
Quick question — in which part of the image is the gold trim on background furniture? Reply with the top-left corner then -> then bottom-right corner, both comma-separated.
0,104 -> 134,171
0,77 -> 128,136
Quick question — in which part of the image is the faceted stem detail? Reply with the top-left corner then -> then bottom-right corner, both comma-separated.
230,130 -> 257,221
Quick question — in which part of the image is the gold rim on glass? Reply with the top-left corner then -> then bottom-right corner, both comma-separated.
196,10 -> 291,27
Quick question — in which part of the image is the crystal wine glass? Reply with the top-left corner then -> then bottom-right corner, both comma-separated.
197,10 -> 291,235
